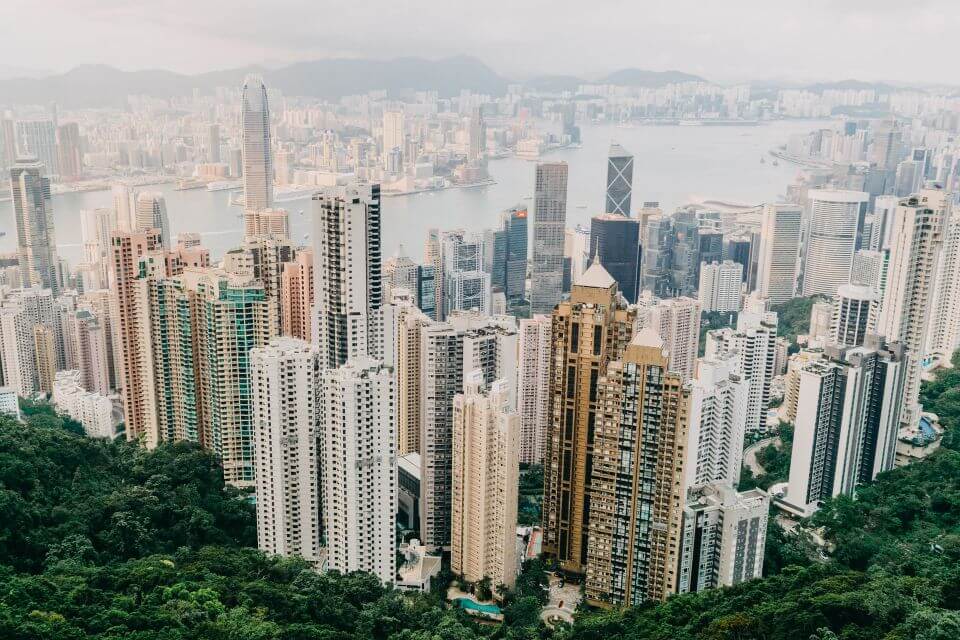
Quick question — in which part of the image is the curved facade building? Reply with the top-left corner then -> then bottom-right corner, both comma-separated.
801,190 -> 868,298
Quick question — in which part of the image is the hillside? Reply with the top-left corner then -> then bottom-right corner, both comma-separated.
2,408 -> 960,638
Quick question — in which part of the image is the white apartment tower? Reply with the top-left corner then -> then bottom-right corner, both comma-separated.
831,283 -> 878,348
649,296 -> 702,380
698,260 -> 743,312
517,314 -> 551,464
321,357 -> 397,584
451,373 -> 519,592
756,203 -> 801,305
251,338 -> 322,564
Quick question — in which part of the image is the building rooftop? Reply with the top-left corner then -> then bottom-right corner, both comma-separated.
579,261 -> 616,289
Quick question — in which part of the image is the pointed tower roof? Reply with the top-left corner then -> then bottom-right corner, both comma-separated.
631,327 -> 664,349
579,260 -> 616,289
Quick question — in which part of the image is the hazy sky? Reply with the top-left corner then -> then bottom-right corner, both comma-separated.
2,0 -> 957,84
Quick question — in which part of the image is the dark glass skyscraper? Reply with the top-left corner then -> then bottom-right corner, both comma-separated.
491,205 -> 529,304
605,142 -> 634,216
589,213 -> 642,303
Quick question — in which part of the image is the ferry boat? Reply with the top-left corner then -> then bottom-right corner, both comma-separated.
175,178 -> 206,190
206,180 -> 241,192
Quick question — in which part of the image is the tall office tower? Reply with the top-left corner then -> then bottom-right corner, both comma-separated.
382,111 -> 405,168
416,264 -> 438,321
241,75 -> 273,212
725,235 -> 753,284
466,107 -> 485,160
383,245 -> 420,301
584,329 -> 690,606
530,162 -> 569,314
641,215 -> 676,296
207,123 -> 221,163
388,290 -> 432,455
563,225 -> 591,291
111,182 -> 135,231
425,228 -> 443,314
244,208 -> 290,241
801,190 -> 868,297
894,160 -> 923,197
876,190 -> 946,426
72,309 -> 111,396
16,120 -> 59,176
280,249 -> 313,342
32,325 -> 57,394
80,208 -> 118,290
517,314 -> 551,465
698,260 -> 743,313
870,195 -> 899,251
807,300 -> 833,345
56,122 -> 82,180
677,484 -> 769,593
11,160 -> 59,295
440,230 -> 490,319
420,312 -> 517,551
831,284 -> 877,348
784,339 -> 906,516
451,373 -> 519,592
542,262 -> 636,576
491,206 -> 529,306
851,249 -> 885,291
870,120 -> 903,172
604,142 -> 634,215
756,204 -> 802,304
312,184 -> 384,369
589,213 -> 642,303
321,357 -> 396,585
705,300 -> 778,435
251,338 -> 322,564
648,297 -> 702,381
111,230 -> 165,444
134,192 -> 171,248
0,116 -> 15,172
224,235 -> 295,334
684,353 -> 749,491
928,204 -> 960,365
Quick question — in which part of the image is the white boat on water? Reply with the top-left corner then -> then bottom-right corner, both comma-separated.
206,180 -> 241,192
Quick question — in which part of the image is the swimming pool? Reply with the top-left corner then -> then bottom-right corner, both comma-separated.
456,598 -> 502,615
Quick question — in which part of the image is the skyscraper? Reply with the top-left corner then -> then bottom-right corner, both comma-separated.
135,191 -> 171,249
312,183 -> 384,369
928,202 -> 960,365
756,203 -> 801,305
280,249 -> 313,342
648,296 -> 702,381
876,189 -> 946,426
490,206 -> 529,306
440,230 -> 490,319
387,290 -> 432,455
542,262 -> 636,577
530,162 -> 568,314
56,122 -> 82,180
251,338 -> 322,564
801,190 -> 868,297
517,314 -> 551,465
604,142 -> 634,216
589,213 -> 642,303
321,357 -> 396,584
241,75 -> 273,212
584,329 -> 690,605
698,260 -> 744,313
831,283 -> 877,348
80,208 -> 117,291
451,373 -> 519,593
11,160 -> 59,295
16,120 -> 59,177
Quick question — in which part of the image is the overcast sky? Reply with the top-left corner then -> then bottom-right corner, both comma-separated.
2,0 -> 957,85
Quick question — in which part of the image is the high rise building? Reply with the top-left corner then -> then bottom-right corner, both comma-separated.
725,235 -> 753,285
11,160 -> 59,295
419,312 -> 517,551
870,195 -> 899,252
490,206 -> 529,306
280,249 -> 313,342
589,213 -> 642,303
440,230 -> 490,319
530,162 -> 568,314
698,260 -> 743,312
244,208 -> 290,241
542,262 -> 636,576
134,191 -> 171,249
384,245 -> 420,302
251,338 -> 322,564
756,203 -> 802,305
641,214 -> 675,297
851,249 -> 885,291
684,353 -> 749,491
207,123 -> 221,163
678,484 -> 769,593
111,182 -> 135,232
80,208 -> 118,290
224,235 -> 295,335
72,308 -> 111,396
928,201 -> 960,366
321,357 -> 396,584
56,122 -> 82,180
241,75 -> 273,212
584,329 -> 690,606
383,111 -> 405,169
831,283 -> 877,348
894,159 -> 922,197
387,290 -> 432,455
312,183 -> 384,369
604,142 -> 634,216
16,120 -> 59,177
801,190 -> 868,297
563,225 -> 591,292
451,373 -> 519,593
517,314 -> 551,465
784,340 -> 906,516
876,190 -> 946,426
648,296 -> 702,381
807,300 -> 834,345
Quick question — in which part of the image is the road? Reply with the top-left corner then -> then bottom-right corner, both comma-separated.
742,436 -> 782,476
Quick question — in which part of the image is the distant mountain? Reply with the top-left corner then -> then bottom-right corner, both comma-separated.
600,68 -> 707,86
522,75 -> 585,93
802,79 -> 900,94
0,56 -> 509,108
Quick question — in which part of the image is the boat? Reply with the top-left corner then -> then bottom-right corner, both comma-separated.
206,180 -> 241,192
175,178 -> 206,190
